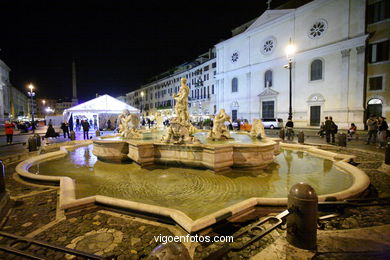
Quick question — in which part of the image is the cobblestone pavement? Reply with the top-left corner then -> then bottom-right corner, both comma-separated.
0,143 -> 389,259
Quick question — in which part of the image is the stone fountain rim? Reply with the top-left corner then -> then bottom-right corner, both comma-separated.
15,141 -> 370,233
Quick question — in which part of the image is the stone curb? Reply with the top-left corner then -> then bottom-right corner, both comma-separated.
14,141 -> 370,233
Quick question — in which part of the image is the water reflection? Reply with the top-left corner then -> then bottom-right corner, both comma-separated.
32,145 -> 353,219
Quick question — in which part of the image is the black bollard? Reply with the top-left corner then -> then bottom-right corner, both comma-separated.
28,136 -> 38,152
0,160 -> 5,194
279,128 -> 285,140
298,131 -> 305,144
386,142 -> 390,165
70,130 -> 76,140
34,134 -> 41,147
338,133 -> 347,147
287,183 -> 318,250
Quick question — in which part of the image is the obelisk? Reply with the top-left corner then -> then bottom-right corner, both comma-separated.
72,59 -> 78,104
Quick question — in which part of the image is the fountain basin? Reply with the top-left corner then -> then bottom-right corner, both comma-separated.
93,136 -> 280,171
15,141 -> 370,233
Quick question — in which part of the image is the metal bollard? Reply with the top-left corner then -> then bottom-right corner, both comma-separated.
287,182 -> 318,250
28,136 -> 38,152
279,128 -> 285,140
34,134 -> 41,147
338,133 -> 347,147
298,131 -> 305,144
95,130 -> 100,137
70,130 -> 76,141
0,160 -> 5,194
386,142 -> 390,165
149,242 -> 191,260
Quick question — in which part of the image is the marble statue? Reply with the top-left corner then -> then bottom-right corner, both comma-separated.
172,78 -> 190,123
161,78 -> 198,144
117,109 -> 130,134
207,109 -> 232,140
117,110 -> 142,139
155,112 -> 164,128
250,119 -> 266,139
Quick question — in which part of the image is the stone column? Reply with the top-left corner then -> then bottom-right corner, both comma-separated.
340,49 -> 351,126
355,46 -> 365,108
355,46 -> 366,129
246,72 -> 251,121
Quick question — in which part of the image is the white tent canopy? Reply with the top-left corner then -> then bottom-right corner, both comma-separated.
64,94 -> 138,114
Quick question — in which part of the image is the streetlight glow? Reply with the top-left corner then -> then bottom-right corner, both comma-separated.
285,41 -> 296,60
140,91 -> 144,97
28,84 -> 34,91
42,99 -> 46,105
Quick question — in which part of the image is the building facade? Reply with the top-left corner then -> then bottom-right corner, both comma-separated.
366,0 -> 390,120
215,0 -> 367,129
0,59 -> 11,124
126,50 -> 217,120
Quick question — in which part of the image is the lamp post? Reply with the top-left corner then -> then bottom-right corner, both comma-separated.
42,100 -> 46,121
28,84 -> 36,133
285,39 -> 296,120
140,91 -> 145,115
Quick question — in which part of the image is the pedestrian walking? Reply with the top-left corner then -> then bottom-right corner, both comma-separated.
324,117 -> 332,143
82,120 -> 90,140
61,121 -> 70,138
377,116 -> 388,149
107,119 -> 111,130
329,116 -> 337,143
5,120 -> 15,144
366,114 -> 378,145
75,118 -> 80,131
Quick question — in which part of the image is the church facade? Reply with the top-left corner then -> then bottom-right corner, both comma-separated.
215,0 -> 367,129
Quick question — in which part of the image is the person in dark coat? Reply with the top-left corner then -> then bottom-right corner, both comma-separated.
107,119 -> 111,130
324,116 -> 332,143
82,120 -> 90,140
377,116 -> 388,148
45,124 -> 58,138
285,117 -> 294,141
61,121 -> 70,138
75,118 -> 80,131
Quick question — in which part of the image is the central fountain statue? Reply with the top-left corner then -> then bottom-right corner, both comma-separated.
161,78 -> 199,144
94,77 -> 280,171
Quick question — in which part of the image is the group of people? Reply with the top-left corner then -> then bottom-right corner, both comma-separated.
366,115 -> 388,148
317,116 -> 339,143
44,119 -> 92,140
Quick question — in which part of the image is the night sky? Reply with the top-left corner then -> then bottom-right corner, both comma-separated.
1,0 -> 287,102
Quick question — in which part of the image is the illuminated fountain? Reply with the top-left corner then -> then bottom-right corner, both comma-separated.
93,78 -> 280,171
15,77 -> 370,233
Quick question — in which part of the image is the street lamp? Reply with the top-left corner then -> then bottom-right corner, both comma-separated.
285,39 -> 296,120
27,84 -> 36,133
140,91 -> 145,115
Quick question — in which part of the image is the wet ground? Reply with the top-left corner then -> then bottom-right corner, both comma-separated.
0,134 -> 388,259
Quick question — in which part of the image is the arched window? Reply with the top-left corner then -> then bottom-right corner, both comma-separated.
232,77 -> 238,92
310,59 -> 323,81
264,70 -> 272,88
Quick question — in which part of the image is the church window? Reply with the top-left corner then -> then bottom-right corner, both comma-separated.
369,76 -> 383,91
231,51 -> 239,63
264,70 -> 273,88
232,77 -> 238,92
261,36 -> 276,55
310,59 -> 323,81
308,19 -> 328,39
